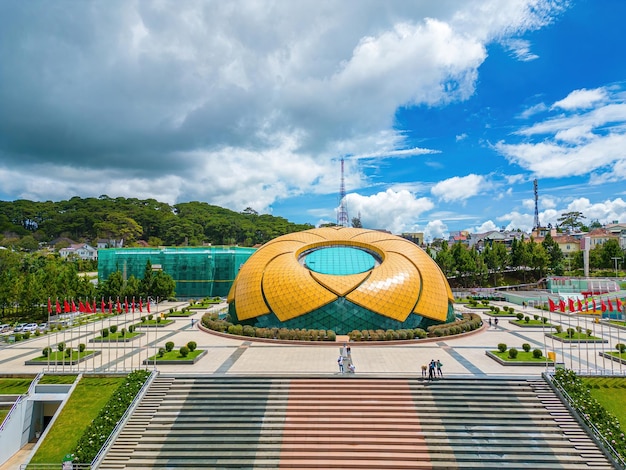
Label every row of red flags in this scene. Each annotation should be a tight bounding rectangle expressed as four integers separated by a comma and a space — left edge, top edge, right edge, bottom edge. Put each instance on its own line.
548, 296, 623, 313
47, 297, 151, 315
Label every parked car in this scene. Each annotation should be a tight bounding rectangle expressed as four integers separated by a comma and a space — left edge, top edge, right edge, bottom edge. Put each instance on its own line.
13, 323, 27, 332
22, 323, 39, 332
0, 324, 11, 333
38, 323, 49, 331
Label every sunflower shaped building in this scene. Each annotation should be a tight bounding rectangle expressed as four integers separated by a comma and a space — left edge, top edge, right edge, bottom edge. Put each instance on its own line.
227, 227, 455, 334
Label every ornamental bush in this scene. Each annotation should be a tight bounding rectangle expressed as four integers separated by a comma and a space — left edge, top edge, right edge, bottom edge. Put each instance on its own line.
158, 347, 165, 357
532, 348, 543, 359
555, 325, 563, 334
524, 316, 530, 323
533, 314, 539, 320
179, 346, 189, 357
516, 312, 524, 320
566, 327, 575, 338
165, 341, 175, 352
42, 347, 52, 357
79, 343, 86, 353
101, 328, 109, 338
522, 343, 531, 352
616, 343, 626, 354
57, 342, 65, 352
110, 325, 118, 334
508, 348, 518, 359
497, 343, 507, 353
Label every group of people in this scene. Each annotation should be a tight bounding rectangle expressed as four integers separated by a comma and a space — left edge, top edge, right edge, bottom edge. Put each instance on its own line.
487, 317, 499, 328
338, 344, 355, 374
421, 359, 443, 380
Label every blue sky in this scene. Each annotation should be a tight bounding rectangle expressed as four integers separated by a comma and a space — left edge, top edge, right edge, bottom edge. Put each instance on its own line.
1, 1, 626, 241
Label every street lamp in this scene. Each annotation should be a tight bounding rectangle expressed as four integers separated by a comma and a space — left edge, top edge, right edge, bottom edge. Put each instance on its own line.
611, 257, 621, 278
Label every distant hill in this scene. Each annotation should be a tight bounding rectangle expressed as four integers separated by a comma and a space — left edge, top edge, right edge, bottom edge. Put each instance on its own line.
0, 196, 314, 247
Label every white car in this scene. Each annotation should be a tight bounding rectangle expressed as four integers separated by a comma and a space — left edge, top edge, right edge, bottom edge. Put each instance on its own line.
22, 323, 39, 332
13, 323, 27, 332
0, 324, 10, 333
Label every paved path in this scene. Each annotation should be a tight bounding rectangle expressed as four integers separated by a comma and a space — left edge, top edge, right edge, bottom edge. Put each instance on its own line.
1, 301, 625, 378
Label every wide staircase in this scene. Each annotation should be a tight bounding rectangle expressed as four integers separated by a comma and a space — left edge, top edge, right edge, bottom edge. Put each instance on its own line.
98, 376, 614, 469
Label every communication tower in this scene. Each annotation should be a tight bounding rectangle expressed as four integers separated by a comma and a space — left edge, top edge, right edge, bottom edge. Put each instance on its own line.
337, 157, 349, 227
533, 179, 540, 230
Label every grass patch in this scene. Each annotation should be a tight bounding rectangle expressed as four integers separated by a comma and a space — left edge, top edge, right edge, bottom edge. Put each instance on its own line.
0, 377, 34, 394
166, 311, 194, 316
552, 332, 601, 341
490, 350, 551, 363
148, 350, 204, 361
609, 320, 626, 327
30, 376, 125, 464
0, 408, 9, 425
510, 319, 554, 327
29, 351, 94, 363
133, 319, 174, 327
92, 331, 142, 341
39, 375, 78, 384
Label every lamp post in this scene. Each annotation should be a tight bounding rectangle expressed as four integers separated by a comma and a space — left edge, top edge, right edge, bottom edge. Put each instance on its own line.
611, 257, 620, 278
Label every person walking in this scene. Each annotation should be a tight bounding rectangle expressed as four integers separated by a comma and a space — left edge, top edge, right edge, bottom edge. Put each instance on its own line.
488, 318, 492, 328
421, 364, 427, 378
337, 355, 344, 374
436, 359, 443, 378
428, 359, 435, 381
494, 317, 499, 327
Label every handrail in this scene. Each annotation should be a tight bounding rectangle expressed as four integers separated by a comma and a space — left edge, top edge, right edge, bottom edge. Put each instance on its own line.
545, 372, 626, 469
90, 369, 157, 469
0, 372, 42, 433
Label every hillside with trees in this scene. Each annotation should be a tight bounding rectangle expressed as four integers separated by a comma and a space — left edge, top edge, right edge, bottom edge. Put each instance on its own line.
0, 196, 314, 248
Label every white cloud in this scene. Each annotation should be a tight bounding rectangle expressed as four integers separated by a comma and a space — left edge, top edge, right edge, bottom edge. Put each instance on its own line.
431, 174, 485, 202
456, 133, 468, 141
501, 38, 538, 62
424, 220, 448, 242
519, 103, 548, 119
552, 87, 608, 110
472, 220, 499, 233
345, 189, 434, 234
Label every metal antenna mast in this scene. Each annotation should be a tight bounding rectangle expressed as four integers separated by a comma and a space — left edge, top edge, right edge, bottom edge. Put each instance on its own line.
533, 179, 540, 230
337, 157, 349, 227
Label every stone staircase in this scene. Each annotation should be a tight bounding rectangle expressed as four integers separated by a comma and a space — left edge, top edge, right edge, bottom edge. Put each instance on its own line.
98, 376, 615, 469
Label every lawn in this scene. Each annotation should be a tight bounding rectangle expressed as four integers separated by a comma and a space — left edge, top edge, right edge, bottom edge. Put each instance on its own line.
609, 320, 626, 327
0, 408, 9, 425
29, 351, 94, 362
147, 349, 204, 361
550, 332, 602, 341
510, 319, 554, 327
132, 319, 174, 327
490, 350, 552, 363
38, 375, 78, 384
0, 377, 34, 394
581, 377, 626, 434
92, 331, 142, 341
166, 310, 194, 317
30, 376, 125, 464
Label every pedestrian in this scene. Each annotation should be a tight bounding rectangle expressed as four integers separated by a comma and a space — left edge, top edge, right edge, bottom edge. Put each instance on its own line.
421, 364, 427, 378
428, 359, 435, 381
494, 317, 498, 327
338, 355, 344, 374
436, 359, 443, 378
190, 318, 195, 327
488, 318, 492, 327
348, 363, 356, 374
346, 345, 351, 356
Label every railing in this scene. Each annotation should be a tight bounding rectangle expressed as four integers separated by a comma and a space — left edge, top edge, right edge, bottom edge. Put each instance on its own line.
545, 372, 626, 470
0, 372, 42, 433
89, 369, 158, 469
20, 464, 91, 470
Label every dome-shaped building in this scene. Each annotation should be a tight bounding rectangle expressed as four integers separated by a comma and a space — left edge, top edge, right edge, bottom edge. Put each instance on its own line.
227, 227, 455, 334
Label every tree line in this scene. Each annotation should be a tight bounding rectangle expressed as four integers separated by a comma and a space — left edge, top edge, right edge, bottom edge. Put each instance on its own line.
0, 196, 314, 248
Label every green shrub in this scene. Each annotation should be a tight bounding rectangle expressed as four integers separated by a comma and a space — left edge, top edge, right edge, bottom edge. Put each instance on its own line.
101, 328, 109, 338
566, 327, 575, 338
148, 314, 153, 321
179, 346, 189, 357
156, 316, 162, 323
555, 325, 563, 334
187, 341, 197, 352
494, 307, 500, 313
42, 347, 52, 357
79, 343, 86, 353
533, 314, 539, 321
65, 347, 72, 358
533, 349, 543, 359
524, 316, 530, 323
586, 328, 592, 336
542, 317, 548, 323
14, 333, 22, 341
165, 341, 175, 352
616, 343, 626, 354
158, 347, 165, 357
508, 348, 518, 359
23, 332, 30, 339
57, 342, 66, 352
141, 316, 146, 323
110, 325, 118, 334
497, 343, 507, 353
522, 343, 531, 352
516, 312, 524, 320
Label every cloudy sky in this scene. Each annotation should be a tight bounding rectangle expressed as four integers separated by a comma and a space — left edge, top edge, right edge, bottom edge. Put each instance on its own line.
1, 0, 626, 241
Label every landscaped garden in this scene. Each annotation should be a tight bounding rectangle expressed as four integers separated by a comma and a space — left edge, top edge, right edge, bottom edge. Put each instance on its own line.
92, 325, 142, 342
0, 377, 34, 394
133, 315, 174, 327
509, 312, 554, 327
487, 342, 551, 364
546, 325, 605, 342
146, 341, 204, 363
28, 343, 95, 364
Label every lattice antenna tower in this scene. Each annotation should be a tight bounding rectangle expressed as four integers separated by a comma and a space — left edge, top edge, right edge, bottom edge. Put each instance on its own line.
533, 179, 540, 230
337, 157, 349, 227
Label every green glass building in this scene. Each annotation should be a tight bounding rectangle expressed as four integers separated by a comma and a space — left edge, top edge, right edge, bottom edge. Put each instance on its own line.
98, 247, 256, 299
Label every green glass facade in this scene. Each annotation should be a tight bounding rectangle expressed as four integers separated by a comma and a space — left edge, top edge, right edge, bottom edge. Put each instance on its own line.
98, 247, 256, 299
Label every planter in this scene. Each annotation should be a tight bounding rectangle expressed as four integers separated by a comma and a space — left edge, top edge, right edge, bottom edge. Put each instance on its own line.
25, 351, 101, 366
545, 333, 608, 344
486, 350, 554, 366
90, 333, 145, 343
509, 320, 554, 328
142, 349, 207, 365
599, 351, 626, 365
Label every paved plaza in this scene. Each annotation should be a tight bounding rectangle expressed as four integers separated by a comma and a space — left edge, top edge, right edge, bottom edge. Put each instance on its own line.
1, 301, 625, 378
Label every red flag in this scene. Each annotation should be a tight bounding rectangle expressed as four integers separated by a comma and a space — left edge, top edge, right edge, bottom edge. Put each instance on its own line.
608, 299, 614, 312
568, 298, 575, 312
92, 300, 97, 313
617, 298, 623, 311
577, 299, 583, 312
132, 297, 135, 313
559, 300, 566, 313
101, 298, 106, 313
124, 297, 129, 313
548, 298, 556, 312
48, 298, 52, 314
593, 298, 597, 311
56, 299, 61, 314
71, 300, 77, 313
585, 298, 589, 311
139, 298, 143, 313
64, 299, 70, 313
116, 298, 122, 313
78, 300, 85, 313
601, 300, 607, 312
147, 300, 151, 313
108, 298, 113, 314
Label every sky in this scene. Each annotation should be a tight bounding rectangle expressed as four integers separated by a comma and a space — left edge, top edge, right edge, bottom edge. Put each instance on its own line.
1, 0, 626, 242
